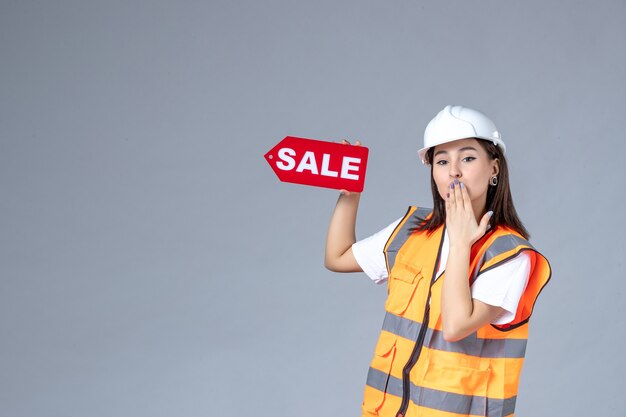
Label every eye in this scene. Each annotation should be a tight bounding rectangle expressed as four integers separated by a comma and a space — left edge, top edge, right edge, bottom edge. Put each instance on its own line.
462, 156, 476, 162
435, 160, 447, 165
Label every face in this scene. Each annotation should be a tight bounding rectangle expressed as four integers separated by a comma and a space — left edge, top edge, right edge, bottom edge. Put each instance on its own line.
431, 138, 499, 212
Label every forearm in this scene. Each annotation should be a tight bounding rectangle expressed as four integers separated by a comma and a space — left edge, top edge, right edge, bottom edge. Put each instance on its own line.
441, 180, 503, 341
324, 193, 360, 270
440, 243, 474, 340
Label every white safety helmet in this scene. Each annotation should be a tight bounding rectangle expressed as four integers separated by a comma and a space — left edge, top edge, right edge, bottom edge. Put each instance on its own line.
418, 105, 506, 164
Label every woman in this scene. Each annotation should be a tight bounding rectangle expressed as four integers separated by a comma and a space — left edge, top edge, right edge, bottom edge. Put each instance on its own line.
324, 105, 551, 417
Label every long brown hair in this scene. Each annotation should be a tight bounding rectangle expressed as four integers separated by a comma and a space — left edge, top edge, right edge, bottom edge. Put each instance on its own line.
412, 138, 530, 239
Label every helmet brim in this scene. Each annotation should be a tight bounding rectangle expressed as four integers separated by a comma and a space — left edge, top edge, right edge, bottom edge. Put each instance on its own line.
418, 136, 506, 165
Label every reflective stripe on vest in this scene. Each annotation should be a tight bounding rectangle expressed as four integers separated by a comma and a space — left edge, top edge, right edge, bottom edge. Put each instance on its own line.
367, 367, 517, 417
379, 311, 527, 358
361, 206, 551, 417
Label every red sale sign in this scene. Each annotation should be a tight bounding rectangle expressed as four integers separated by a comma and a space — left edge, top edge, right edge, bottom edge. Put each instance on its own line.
264, 136, 369, 192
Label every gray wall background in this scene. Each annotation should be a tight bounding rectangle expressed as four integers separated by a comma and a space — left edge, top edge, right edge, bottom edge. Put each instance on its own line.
2, 1, 625, 416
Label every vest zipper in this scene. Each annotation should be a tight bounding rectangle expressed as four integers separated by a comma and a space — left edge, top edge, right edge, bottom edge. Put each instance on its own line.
395, 228, 445, 417
396, 302, 431, 417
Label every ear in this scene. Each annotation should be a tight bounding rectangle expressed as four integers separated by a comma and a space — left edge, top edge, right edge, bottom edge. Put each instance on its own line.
491, 158, 500, 176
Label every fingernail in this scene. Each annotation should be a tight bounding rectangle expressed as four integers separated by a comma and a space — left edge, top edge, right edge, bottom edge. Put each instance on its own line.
487, 210, 493, 217
450, 183, 454, 189
446, 193, 450, 198
460, 182, 465, 189
454, 179, 459, 185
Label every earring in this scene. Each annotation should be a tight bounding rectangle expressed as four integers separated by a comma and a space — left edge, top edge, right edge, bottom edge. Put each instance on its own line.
490, 176, 498, 186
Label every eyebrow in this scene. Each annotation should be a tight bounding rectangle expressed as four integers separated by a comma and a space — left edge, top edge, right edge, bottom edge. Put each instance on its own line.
434, 146, 478, 157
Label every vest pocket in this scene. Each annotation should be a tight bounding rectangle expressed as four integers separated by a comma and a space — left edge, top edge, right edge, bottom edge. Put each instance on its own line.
385, 263, 423, 316
363, 334, 398, 414
418, 360, 491, 416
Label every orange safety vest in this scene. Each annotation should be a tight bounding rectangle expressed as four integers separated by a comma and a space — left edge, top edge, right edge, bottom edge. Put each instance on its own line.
361, 207, 551, 417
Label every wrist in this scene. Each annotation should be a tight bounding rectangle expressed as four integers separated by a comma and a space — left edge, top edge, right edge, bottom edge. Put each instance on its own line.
338, 192, 361, 201
448, 242, 471, 253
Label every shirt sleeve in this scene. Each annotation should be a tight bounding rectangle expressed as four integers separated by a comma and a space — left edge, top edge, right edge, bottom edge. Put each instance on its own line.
471, 252, 531, 325
351, 217, 403, 284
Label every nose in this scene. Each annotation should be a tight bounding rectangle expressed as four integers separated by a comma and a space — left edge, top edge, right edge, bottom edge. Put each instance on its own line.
448, 161, 462, 179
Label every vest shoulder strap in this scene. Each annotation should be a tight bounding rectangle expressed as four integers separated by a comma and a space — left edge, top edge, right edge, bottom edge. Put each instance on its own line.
383, 206, 432, 275
477, 232, 535, 275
